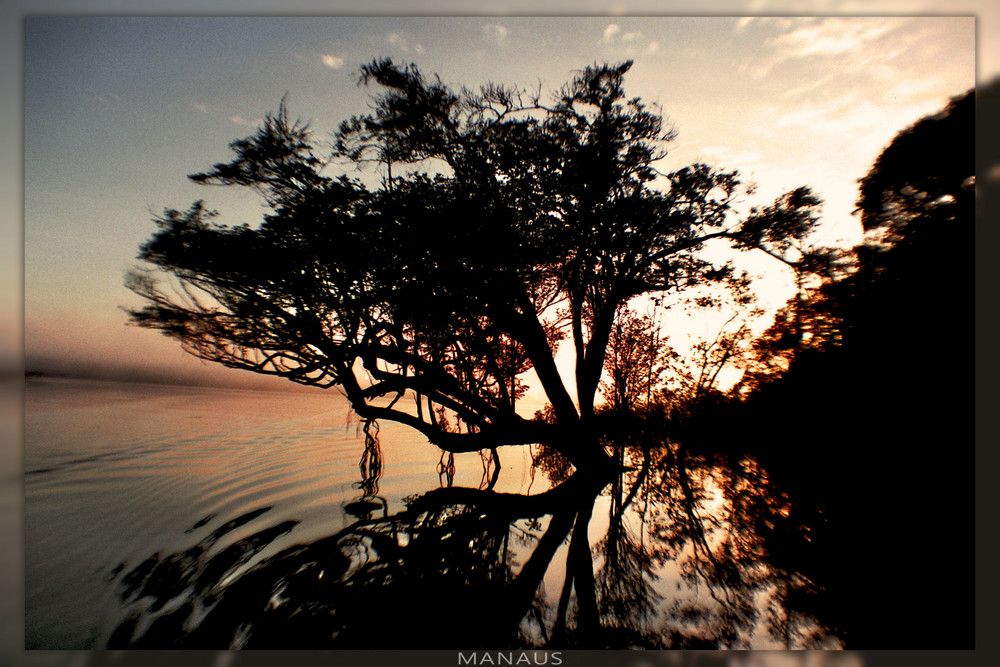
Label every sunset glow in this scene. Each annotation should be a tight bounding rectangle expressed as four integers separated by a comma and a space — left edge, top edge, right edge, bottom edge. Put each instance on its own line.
23, 15, 974, 390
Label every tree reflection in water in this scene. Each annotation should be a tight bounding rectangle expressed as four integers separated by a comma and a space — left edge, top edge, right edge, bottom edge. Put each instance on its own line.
343, 419, 386, 521
108, 437, 842, 649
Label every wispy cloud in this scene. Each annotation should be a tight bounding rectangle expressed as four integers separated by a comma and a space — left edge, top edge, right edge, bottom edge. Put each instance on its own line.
95, 91, 122, 107
320, 53, 345, 69
228, 115, 261, 128
598, 22, 660, 56
387, 32, 424, 55
190, 102, 210, 113
771, 18, 896, 58
741, 17, 902, 79
698, 145, 766, 171
734, 15, 796, 34
766, 93, 921, 147
781, 73, 837, 99
483, 23, 509, 46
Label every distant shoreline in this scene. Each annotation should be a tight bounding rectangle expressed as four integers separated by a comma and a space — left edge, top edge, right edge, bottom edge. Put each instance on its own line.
23, 368, 324, 395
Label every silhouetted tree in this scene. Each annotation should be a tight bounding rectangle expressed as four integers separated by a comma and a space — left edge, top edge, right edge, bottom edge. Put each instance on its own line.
127, 59, 829, 470
730, 284, 843, 398
600, 307, 665, 414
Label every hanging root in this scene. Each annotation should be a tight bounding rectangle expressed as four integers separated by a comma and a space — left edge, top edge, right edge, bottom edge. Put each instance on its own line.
479, 447, 502, 491
437, 450, 456, 487
358, 418, 384, 497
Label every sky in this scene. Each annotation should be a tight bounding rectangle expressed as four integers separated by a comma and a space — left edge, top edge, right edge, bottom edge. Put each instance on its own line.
17, 11, 978, 393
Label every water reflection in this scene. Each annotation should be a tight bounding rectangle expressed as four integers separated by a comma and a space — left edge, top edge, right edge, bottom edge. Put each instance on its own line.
107, 506, 299, 647
106, 435, 845, 649
344, 419, 386, 521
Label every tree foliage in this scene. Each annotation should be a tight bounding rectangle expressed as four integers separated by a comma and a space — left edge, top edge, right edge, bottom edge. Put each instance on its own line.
600, 307, 664, 414
676, 88, 975, 647
128, 59, 828, 468
741, 88, 974, 395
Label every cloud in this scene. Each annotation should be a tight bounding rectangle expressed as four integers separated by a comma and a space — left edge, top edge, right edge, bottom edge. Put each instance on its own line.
320, 53, 344, 69
387, 32, 424, 54
228, 115, 261, 128
94, 91, 122, 107
767, 94, 920, 146
483, 23, 509, 45
781, 73, 837, 99
742, 17, 902, 79
601, 24, 620, 43
771, 18, 896, 58
734, 15, 796, 34
698, 145, 766, 170
599, 22, 660, 56
190, 102, 210, 113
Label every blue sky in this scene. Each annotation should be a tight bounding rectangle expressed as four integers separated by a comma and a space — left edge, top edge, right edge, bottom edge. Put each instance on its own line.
18, 11, 978, 389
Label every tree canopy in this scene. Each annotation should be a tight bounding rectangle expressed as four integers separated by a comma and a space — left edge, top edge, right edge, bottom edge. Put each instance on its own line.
127, 59, 829, 469
673, 88, 975, 647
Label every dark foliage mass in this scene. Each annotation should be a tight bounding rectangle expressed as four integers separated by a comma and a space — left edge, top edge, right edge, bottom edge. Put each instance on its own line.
678, 89, 975, 648
127, 60, 828, 469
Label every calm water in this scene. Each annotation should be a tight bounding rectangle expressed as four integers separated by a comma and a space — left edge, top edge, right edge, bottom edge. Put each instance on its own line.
25, 377, 840, 649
